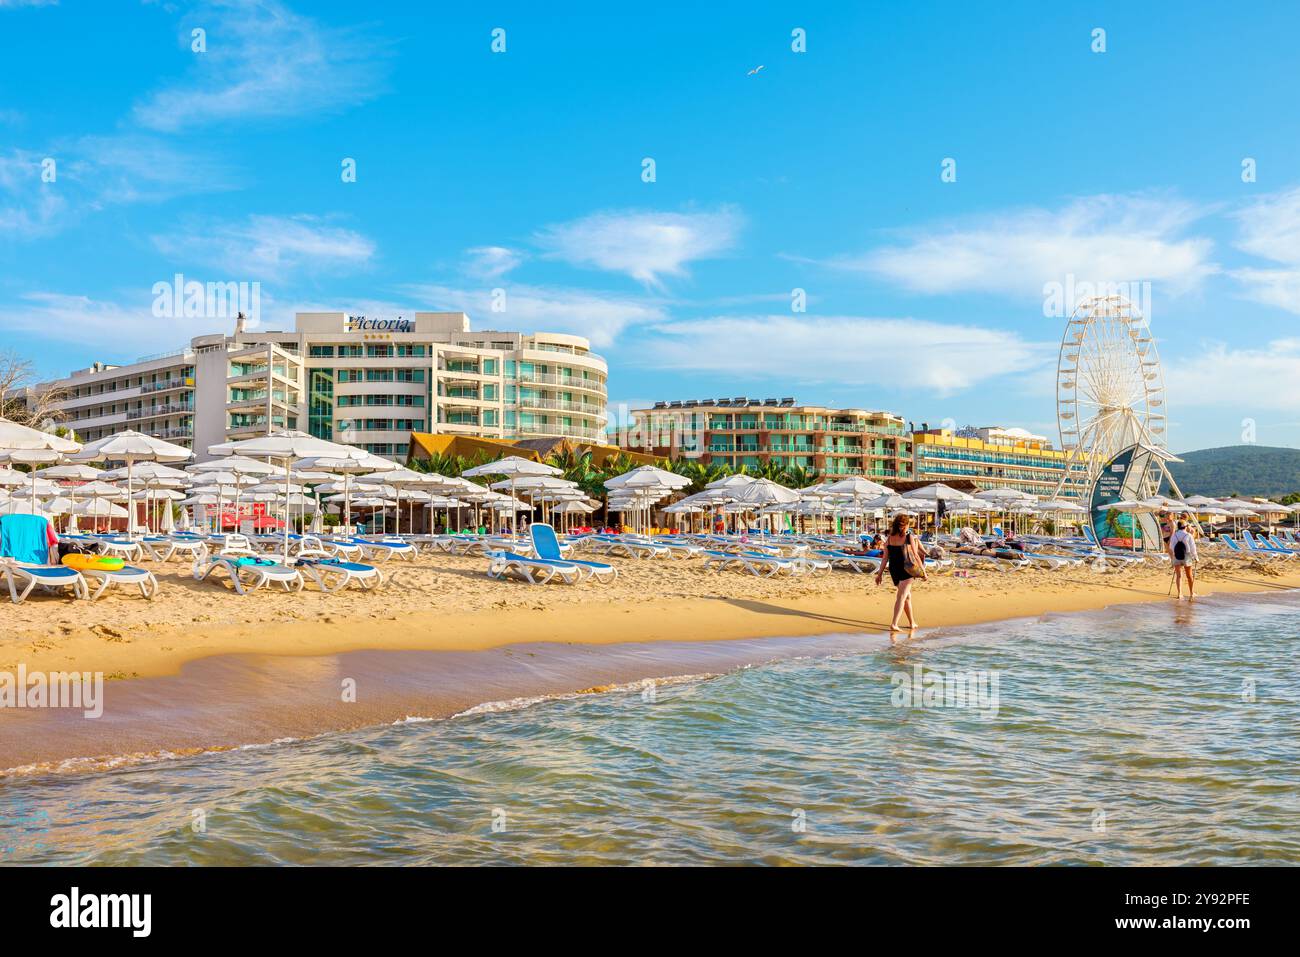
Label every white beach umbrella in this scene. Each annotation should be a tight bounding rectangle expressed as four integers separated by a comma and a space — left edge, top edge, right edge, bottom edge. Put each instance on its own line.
295, 452, 398, 533
704, 473, 756, 491
0, 419, 81, 515
605, 465, 690, 490
71, 430, 191, 537
37, 463, 103, 482
211, 431, 373, 562
463, 456, 561, 533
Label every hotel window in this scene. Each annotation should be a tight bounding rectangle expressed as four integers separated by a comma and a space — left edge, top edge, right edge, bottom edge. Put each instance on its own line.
395, 344, 425, 357
365, 369, 395, 382
505, 361, 516, 378
395, 368, 424, 382
337, 369, 363, 383
309, 345, 335, 357
366, 344, 393, 357
338, 345, 364, 357
482, 359, 497, 375
482, 410, 497, 426
482, 384, 497, 400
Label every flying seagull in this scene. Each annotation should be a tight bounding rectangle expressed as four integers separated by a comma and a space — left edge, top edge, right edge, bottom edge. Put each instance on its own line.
747, 65, 765, 76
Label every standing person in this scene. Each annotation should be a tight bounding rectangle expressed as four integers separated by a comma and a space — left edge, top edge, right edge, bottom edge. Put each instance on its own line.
1169, 520, 1198, 600
875, 513, 926, 632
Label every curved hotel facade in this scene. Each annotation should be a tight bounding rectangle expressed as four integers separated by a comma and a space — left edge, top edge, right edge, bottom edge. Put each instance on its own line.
19, 311, 608, 461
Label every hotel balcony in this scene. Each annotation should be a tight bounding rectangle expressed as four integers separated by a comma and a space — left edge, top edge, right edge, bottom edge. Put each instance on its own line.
514, 371, 606, 395
126, 402, 194, 421
139, 378, 192, 395
516, 396, 605, 417
516, 423, 605, 442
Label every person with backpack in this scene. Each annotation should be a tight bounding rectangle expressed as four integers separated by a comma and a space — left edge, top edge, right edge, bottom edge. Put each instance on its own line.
875, 513, 926, 632
1168, 520, 1198, 600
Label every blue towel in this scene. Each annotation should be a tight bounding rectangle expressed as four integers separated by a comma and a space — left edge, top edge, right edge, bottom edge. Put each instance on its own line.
0, 513, 52, 565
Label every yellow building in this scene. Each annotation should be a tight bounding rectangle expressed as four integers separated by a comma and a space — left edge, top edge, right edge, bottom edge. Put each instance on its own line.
912, 426, 1089, 498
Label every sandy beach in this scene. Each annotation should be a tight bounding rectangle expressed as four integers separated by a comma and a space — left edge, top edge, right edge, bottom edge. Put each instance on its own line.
2, 551, 1297, 773
4, 551, 1297, 681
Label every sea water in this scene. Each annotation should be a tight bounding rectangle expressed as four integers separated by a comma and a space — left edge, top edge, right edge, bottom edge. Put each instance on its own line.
2, 594, 1297, 865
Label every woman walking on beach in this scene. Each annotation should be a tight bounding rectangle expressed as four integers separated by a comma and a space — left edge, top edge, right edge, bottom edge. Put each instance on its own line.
1168, 520, 1198, 600
875, 513, 926, 632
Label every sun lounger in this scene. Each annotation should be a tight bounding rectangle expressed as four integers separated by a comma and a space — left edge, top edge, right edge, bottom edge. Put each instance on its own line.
485, 550, 583, 584
295, 557, 384, 592
812, 549, 880, 573
1, 560, 89, 603
193, 554, 305, 594
355, 538, 418, 563
1219, 534, 1284, 562
530, 523, 617, 583
143, 536, 209, 563
1242, 530, 1296, 559
79, 564, 159, 600
587, 535, 669, 559
94, 537, 145, 563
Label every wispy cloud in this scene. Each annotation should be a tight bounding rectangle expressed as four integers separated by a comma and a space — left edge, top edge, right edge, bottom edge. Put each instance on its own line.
0, 151, 66, 236
536, 206, 743, 286
404, 282, 666, 348
832, 194, 1215, 298
0, 292, 188, 356
133, 0, 388, 131
0, 136, 235, 238
1165, 338, 1300, 413
152, 214, 376, 281
462, 245, 524, 280
633, 315, 1052, 395
0, 0, 58, 8
1230, 185, 1300, 314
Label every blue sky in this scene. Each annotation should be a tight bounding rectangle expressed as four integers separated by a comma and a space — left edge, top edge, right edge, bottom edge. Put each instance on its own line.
2, 0, 1298, 453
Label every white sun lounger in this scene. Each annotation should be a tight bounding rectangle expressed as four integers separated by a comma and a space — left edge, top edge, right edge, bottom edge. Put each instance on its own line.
143, 536, 209, 563
812, 549, 880, 573
295, 557, 384, 592
193, 554, 305, 594
485, 550, 583, 585
530, 523, 617, 583
95, 537, 145, 563
355, 538, 418, 563
80, 564, 159, 601
2, 560, 89, 603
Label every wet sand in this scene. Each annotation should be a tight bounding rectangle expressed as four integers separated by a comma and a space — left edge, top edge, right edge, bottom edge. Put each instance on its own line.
1, 550, 1296, 774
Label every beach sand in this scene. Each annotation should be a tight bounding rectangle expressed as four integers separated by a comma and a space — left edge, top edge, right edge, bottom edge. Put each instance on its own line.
2, 551, 1296, 772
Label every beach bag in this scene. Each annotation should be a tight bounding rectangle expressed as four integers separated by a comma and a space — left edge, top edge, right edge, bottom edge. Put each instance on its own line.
903, 533, 928, 580
1173, 538, 1187, 561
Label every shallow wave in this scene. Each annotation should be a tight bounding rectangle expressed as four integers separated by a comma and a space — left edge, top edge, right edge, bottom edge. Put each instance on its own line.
2, 592, 1298, 865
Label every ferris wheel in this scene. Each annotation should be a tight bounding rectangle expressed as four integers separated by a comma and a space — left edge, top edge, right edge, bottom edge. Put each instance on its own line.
1052, 295, 1171, 499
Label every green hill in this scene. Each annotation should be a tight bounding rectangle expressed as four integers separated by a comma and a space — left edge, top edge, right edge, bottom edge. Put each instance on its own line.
1164, 445, 1300, 499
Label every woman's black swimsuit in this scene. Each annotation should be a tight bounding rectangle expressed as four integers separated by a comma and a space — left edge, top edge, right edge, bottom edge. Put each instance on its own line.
887, 533, 914, 586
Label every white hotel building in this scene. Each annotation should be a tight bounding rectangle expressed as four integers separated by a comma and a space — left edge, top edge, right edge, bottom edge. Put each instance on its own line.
19, 311, 609, 461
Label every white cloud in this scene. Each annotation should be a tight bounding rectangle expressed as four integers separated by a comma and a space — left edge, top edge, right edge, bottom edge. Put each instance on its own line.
1230, 186, 1300, 313
133, 0, 387, 131
0, 1, 57, 8
633, 314, 1052, 395
536, 207, 742, 286
0, 152, 66, 236
1165, 339, 1300, 412
404, 283, 666, 348
0, 137, 234, 238
153, 214, 375, 281
0, 292, 189, 355
462, 245, 523, 280
839, 194, 1214, 298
